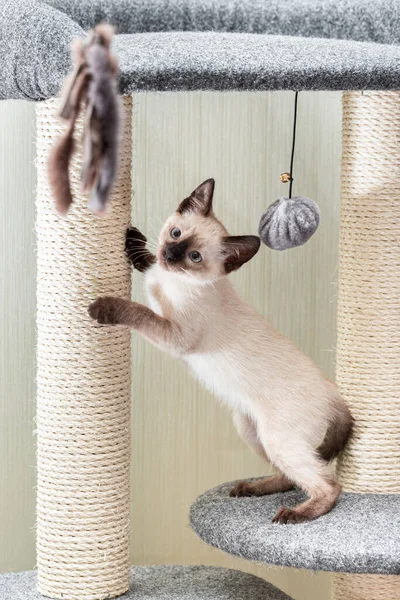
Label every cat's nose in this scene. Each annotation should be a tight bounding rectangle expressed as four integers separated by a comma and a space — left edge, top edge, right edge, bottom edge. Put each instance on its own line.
164, 240, 189, 262
164, 247, 178, 261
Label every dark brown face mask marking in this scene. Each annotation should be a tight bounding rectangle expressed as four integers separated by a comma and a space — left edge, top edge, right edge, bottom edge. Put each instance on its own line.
162, 235, 197, 264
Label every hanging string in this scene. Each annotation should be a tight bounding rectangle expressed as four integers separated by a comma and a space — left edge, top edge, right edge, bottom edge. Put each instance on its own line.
288, 91, 299, 199
259, 89, 320, 251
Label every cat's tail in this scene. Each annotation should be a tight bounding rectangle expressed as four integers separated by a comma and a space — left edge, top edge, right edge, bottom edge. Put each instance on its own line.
318, 400, 354, 462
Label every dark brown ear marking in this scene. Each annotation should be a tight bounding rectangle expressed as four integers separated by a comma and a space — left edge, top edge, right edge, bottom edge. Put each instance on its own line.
177, 178, 215, 216
223, 235, 260, 273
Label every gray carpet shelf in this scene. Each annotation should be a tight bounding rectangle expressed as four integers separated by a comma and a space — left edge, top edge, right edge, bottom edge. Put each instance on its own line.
113, 32, 400, 94
0, 567, 293, 600
2, 0, 400, 100
190, 480, 400, 575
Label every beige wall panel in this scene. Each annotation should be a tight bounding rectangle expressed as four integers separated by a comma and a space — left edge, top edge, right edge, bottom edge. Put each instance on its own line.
0, 100, 36, 571
0, 92, 341, 600
130, 91, 341, 600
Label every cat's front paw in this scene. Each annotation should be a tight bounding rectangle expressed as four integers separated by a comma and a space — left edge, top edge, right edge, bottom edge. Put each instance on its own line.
125, 227, 146, 258
88, 296, 126, 325
125, 227, 156, 273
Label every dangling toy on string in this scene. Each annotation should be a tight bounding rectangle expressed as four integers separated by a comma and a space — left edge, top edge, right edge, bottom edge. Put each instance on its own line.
258, 92, 320, 251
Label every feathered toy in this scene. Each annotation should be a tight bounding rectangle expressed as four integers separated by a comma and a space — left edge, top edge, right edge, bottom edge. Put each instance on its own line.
48, 24, 120, 215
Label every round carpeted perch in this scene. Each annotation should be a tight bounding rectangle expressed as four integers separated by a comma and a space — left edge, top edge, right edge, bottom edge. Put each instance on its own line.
36, 97, 133, 599
190, 482, 400, 574
3, 0, 400, 99
0, 567, 293, 600
332, 90, 400, 598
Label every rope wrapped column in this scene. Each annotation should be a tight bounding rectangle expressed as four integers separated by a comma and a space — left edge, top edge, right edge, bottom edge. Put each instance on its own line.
36, 97, 132, 600
333, 92, 400, 598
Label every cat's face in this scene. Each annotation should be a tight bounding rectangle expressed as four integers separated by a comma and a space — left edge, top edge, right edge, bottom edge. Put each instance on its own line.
157, 179, 260, 284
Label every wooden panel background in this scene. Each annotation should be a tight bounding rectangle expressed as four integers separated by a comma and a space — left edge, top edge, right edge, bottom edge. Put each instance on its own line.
0, 92, 342, 600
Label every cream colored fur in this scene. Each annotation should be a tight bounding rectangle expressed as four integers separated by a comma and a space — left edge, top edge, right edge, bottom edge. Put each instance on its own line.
89, 180, 349, 522
145, 262, 342, 498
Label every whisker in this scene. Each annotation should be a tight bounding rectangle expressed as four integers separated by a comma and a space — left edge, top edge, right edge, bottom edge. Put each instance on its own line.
128, 250, 156, 259
127, 236, 154, 245
142, 236, 159, 250
147, 222, 160, 245
154, 215, 164, 227
127, 236, 158, 251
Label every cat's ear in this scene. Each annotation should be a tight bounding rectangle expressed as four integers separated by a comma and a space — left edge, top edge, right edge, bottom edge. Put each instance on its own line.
222, 235, 260, 273
177, 178, 215, 216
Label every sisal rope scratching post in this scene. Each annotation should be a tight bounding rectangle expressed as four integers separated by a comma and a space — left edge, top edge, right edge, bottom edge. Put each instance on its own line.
36, 97, 132, 600
333, 91, 400, 598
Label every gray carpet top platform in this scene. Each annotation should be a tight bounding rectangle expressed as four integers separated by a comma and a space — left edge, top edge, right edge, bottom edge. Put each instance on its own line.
2, 0, 400, 100
190, 479, 400, 575
0, 566, 293, 600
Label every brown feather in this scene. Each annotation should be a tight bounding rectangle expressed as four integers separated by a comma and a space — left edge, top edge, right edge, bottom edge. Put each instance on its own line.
48, 123, 75, 215
48, 67, 90, 213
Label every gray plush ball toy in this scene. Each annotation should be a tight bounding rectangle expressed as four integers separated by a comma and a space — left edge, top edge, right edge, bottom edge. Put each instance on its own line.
258, 195, 320, 251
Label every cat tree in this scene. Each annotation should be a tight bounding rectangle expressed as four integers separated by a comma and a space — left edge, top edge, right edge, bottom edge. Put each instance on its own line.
1, 1, 399, 599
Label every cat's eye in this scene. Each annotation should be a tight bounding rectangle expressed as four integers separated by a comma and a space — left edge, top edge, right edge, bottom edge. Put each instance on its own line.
189, 251, 202, 263
171, 227, 181, 239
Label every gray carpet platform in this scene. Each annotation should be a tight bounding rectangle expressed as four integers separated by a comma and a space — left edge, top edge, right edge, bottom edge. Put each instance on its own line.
0, 566, 293, 600
2, 0, 400, 100
190, 479, 400, 575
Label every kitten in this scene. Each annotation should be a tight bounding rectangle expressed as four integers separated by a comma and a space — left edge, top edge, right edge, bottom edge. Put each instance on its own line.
89, 178, 353, 524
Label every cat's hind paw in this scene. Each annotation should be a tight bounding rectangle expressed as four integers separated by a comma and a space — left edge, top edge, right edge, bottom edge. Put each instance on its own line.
229, 481, 255, 497
272, 507, 309, 524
